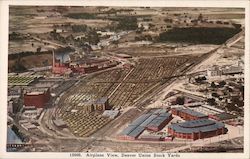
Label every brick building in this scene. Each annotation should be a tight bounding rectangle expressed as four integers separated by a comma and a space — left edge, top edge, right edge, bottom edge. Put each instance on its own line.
168, 119, 228, 140
24, 88, 50, 108
171, 107, 208, 120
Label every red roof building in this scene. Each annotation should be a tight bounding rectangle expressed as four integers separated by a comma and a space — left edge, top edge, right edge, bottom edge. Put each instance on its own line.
168, 119, 227, 140
24, 88, 50, 108
171, 108, 208, 121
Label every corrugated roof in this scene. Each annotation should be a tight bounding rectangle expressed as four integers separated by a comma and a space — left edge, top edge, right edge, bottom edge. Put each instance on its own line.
169, 119, 225, 134
140, 114, 158, 127
120, 110, 172, 138
128, 126, 145, 138
181, 119, 215, 128
120, 125, 138, 135
130, 114, 151, 126
147, 114, 170, 127
159, 112, 171, 117
214, 112, 237, 120
150, 109, 167, 115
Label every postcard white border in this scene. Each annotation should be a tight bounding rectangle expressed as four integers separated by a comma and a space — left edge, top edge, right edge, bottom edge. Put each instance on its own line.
0, 0, 249, 159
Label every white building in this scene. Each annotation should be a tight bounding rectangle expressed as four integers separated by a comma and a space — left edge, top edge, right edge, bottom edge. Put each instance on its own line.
207, 66, 223, 77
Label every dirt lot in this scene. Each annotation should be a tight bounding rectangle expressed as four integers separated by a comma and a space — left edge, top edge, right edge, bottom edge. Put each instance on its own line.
87, 139, 186, 152
8, 53, 52, 70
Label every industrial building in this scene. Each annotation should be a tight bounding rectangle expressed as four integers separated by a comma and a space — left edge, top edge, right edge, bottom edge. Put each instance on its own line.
207, 66, 222, 77
22, 108, 43, 119
117, 109, 172, 140
171, 107, 208, 120
52, 50, 119, 75
207, 65, 243, 77
93, 97, 110, 111
209, 112, 237, 122
78, 97, 110, 113
168, 119, 228, 140
146, 112, 173, 131
24, 88, 51, 108
222, 66, 243, 75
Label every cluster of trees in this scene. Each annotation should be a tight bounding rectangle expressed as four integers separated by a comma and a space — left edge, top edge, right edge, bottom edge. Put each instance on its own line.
116, 16, 138, 31
51, 23, 100, 45
195, 76, 206, 83
210, 81, 226, 88
9, 50, 52, 60
176, 96, 185, 105
71, 25, 88, 33
134, 35, 153, 41
84, 30, 100, 45
50, 30, 67, 43
207, 98, 216, 105
164, 18, 173, 23
158, 27, 242, 44
10, 59, 27, 72
9, 32, 26, 41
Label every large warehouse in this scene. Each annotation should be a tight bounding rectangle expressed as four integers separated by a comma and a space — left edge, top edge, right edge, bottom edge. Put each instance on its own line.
24, 88, 51, 108
171, 107, 208, 120
117, 109, 172, 140
168, 119, 228, 140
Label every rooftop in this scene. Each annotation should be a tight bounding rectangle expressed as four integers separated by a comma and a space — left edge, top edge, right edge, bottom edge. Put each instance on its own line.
169, 119, 225, 133
25, 87, 49, 95
174, 108, 207, 118
8, 75, 41, 86
214, 112, 237, 121
95, 97, 108, 104
119, 109, 172, 137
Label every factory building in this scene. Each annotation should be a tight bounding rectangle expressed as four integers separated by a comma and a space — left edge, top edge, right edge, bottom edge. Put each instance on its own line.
209, 112, 237, 122
207, 64, 243, 77
207, 67, 223, 77
146, 112, 172, 131
52, 59, 69, 74
222, 66, 243, 75
168, 119, 228, 140
52, 50, 119, 75
171, 107, 208, 121
118, 125, 145, 140
93, 97, 110, 111
117, 109, 172, 140
24, 88, 50, 108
